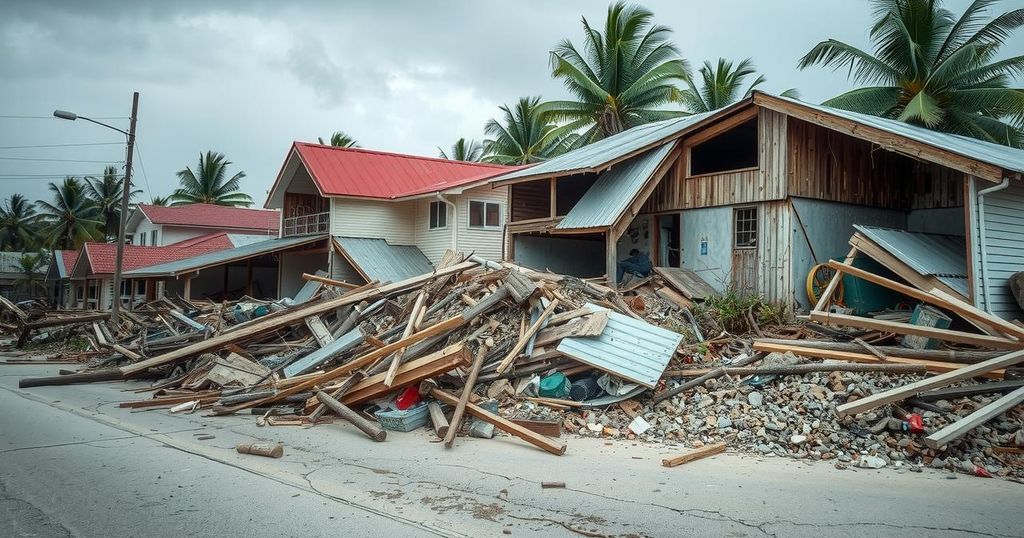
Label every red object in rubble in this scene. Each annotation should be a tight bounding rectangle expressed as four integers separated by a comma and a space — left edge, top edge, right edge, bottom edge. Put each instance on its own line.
904, 414, 924, 434
395, 386, 422, 410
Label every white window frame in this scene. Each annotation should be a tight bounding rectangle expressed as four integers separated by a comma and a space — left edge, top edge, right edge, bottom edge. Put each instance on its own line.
138, 233, 146, 246
733, 206, 758, 250
428, 201, 448, 230
150, 229, 158, 246
468, 200, 502, 230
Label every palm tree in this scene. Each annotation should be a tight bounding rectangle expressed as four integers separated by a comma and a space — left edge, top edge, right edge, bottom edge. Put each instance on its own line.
84, 165, 141, 240
149, 195, 171, 206
318, 131, 359, 148
15, 252, 47, 297
483, 97, 579, 165
170, 151, 254, 207
35, 177, 102, 250
0, 194, 39, 251
798, 0, 1024, 147
546, 1, 692, 142
681, 58, 801, 113
438, 138, 484, 162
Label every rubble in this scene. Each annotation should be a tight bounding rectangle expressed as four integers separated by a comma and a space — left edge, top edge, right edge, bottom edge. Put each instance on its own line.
3, 249, 1024, 481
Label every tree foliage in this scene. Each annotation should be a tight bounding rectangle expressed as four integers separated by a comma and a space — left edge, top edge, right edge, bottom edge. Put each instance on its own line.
170, 151, 254, 207
483, 97, 578, 165
35, 177, 102, 250
438, 138, 484, 162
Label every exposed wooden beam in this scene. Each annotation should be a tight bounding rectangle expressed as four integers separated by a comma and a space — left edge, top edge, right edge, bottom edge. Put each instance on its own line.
808, 311, 1021, 349
924, 386, 1024, 449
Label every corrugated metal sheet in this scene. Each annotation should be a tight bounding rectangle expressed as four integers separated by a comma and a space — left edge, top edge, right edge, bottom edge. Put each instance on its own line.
769, 93, 1024, 174
494, 109, 720, 183
283, 327, 364, 378
556, 142, 676, 230
556, 303, 683, 388
976, 182, 1024, 320
294, 143, 517, 199
124, 235, 324, 277
333, 236, 433, 284
853, 225, 969, 296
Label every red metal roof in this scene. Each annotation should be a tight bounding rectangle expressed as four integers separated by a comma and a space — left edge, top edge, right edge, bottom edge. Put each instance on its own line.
79, 233, 234, 275
138, 203, 279, 232
292, 142, 522, 199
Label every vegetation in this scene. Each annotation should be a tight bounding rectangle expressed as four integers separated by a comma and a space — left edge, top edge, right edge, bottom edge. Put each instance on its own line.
319, 131, 359, 148
682, 58, 799, 113
544, 1, 692, 142
483, 97, 578, 165
15, 252, 48, 295
35, 177, 103, 250
170, 151, 254, 207
438, 138, 484, 162
84, 165, 141, 240
0, 194, 38, 251
799, 0, 1024, 147
694, 288, 787, 333
149, 195, 171, 206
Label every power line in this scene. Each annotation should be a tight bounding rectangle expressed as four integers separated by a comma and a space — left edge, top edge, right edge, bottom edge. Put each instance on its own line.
0, 142, 125, 150
0, 115, 130, 119
0, 173, 125, 178
0, 156, 124, 163
133, 143, 154, 198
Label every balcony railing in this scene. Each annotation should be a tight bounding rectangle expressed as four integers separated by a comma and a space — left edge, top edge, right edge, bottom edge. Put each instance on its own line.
283, 211, 330, 237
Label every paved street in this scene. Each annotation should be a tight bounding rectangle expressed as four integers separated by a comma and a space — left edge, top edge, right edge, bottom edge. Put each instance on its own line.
1, 361, 1021, 537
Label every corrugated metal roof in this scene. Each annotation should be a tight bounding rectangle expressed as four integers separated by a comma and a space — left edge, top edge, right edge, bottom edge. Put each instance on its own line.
768, 93, 1024, 175
493, 109, 722, 183
333, 236, 434, 284
556, 142, 676, 230
853, 225, 969, 296
293, 143, 519, 199
283, 327, 364, 378
556, 303, 682, 388
124, 235, 324, 277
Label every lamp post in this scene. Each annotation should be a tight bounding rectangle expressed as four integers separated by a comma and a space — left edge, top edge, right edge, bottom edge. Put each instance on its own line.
54, 91, 139, 323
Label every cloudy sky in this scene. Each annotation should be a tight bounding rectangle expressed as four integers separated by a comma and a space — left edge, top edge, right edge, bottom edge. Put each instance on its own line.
1, 0, 1019, 207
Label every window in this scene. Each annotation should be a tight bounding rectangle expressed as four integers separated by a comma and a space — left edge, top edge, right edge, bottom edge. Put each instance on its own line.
734, 207, 758, 249
429, 201, 447, 229
150, 230, 158, 246
138, 233, 146, 246
136, 281, 146, 295
689, 118, 758, 176
75, 286, 84, 300
469, 201, 501, 228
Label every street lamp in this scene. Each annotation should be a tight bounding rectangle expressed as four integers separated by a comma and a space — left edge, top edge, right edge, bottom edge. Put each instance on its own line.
53, 92, 140, 323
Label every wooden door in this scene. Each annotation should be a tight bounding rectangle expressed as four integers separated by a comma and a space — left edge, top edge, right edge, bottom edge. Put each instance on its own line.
731, 207, 758, 294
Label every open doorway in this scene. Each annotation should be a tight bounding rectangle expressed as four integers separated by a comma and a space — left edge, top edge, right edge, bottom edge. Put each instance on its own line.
656, 213, 680, 267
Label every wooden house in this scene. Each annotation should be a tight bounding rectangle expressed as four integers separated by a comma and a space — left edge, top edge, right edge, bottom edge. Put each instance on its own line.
491, 92, 1024, 319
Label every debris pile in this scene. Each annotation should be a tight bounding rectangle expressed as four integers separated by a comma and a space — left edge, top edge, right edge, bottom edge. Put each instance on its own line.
4, 248, 1023, 479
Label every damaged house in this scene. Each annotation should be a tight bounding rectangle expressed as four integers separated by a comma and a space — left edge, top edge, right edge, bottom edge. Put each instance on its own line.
263, 143, 517, 297
492, 91, 1024, 319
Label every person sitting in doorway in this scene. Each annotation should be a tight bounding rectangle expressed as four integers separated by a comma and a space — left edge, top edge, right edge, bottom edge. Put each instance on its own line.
617, 249, 653, 282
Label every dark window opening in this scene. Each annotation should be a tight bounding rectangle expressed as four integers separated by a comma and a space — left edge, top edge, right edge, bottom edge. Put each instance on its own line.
734, 207, 758, 249
510, 181, 551, 221
690, 118, 758, 176
469, 201, 501, 228
555, 174, 596, 216
429, 201, 447, 229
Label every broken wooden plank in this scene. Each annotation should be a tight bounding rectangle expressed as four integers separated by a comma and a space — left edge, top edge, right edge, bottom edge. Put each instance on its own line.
495, 299, 559, 374
753, 338, 1000, 363
533, 311, 608, 348
915, 380, 1024, 401
427, 401, 449, 439
924, 386, 1024, 449
315, 390, 387, 442
305, 316, 335, 347
653, 267, 717, 300
302, 272, 360, 289
662, 442, 726, 467
836, 349, 1024, 417
751, 342, 1004, 378
808, 311, 1022, 350
444, 341, 490, 449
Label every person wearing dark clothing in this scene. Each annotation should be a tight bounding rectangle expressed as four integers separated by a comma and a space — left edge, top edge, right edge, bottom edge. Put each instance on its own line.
617, 249, 653, 282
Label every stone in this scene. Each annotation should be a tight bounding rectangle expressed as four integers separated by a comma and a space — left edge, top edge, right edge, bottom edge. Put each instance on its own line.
717, 417, 733, 429
857, 455, 887, 469
747, 391, 763, 408
791, 434, 807, 445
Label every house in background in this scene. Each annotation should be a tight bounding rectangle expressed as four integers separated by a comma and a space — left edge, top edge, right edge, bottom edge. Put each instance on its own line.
45, 250, 79, 308
0, 251, 47, 304
264, 142, 518, 298
491, 91, 1024, 319
126, 203, 279, 246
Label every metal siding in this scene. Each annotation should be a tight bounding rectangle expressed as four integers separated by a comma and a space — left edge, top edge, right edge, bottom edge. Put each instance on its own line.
556, 143, 675, 230
556, 303, 683, 388
334, 236, 433, 284
332, 197, 415, 244
979, 182, 1024, 319
457, 185, 506, 262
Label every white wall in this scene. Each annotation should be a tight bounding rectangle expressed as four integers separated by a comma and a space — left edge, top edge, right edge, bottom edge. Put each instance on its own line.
331, 198, 415, 244
455, 185, 506, 263
412, 199, 453, 264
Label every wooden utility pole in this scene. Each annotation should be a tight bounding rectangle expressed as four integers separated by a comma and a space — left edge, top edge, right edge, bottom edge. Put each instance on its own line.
110, 91, 140, 323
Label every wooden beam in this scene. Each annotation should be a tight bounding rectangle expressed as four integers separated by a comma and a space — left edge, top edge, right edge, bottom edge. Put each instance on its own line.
662, 442, 727, 467
384, 291, 427, 387
814, 247, 857, 312
836, 349, 1024, 417
444, 342, 490, 448
827, 260, 1023, 340
808, 311, 1021, 350
495, 299, 559, 373
753, 93, 1005, 183
753, 338, 1001, 363
924, 386, 1024, 449
682, 107, 758, 148
848, 234, 963, 300
428, 386, 566, 456
304, 316, 334, 347
302, 272, 360, 289
751, 342, 1003, 377
427, 401, 449, 439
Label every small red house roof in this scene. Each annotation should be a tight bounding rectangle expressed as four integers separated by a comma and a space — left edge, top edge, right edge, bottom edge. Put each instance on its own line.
290, 142, 521, 200
137, 203, 279, 232
77, 233, 234, 276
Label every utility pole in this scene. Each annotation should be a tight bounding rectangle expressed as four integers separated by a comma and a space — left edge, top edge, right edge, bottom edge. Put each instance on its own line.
110, 91, 139, 323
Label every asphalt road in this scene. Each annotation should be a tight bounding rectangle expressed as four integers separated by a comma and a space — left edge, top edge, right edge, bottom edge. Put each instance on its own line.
1, 361, 1022, 537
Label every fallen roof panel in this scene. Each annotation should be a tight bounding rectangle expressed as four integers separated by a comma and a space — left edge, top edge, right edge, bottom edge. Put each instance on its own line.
333, 236, 434, 284
853, 225, 969, 296
556, 142, 676, 231
123, 235, 325, 277
556, 303, 682, 388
